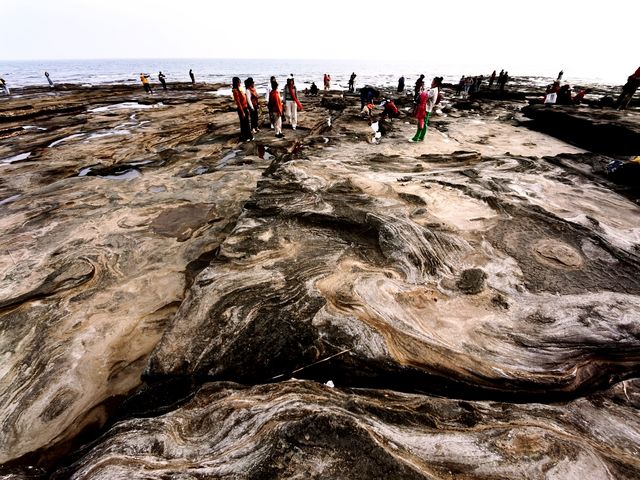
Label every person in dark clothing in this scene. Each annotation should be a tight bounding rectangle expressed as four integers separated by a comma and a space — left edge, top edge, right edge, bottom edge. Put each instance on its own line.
348, 72, 356, 92
158, 71, 167, 90
244, 77, 261, 134
414, 74, 425, 100
489, 70, 496, 88
615, 67, 640, 110
557, 84, 573, 105
189, 69, 195, 84
499, 71, 509, 93
360, 85, 379, 109
397, 76, 405, 93
309, 82, 319, 96
232, 76, 252, 141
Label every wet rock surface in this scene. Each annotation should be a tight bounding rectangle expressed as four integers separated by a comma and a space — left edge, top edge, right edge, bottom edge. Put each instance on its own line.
1, 80, 639, 479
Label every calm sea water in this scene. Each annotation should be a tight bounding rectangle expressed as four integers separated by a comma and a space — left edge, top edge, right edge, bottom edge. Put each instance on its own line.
0, 58, 618, 90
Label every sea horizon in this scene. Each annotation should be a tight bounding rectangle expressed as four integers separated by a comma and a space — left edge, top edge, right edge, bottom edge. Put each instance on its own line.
0, 58, 624, 89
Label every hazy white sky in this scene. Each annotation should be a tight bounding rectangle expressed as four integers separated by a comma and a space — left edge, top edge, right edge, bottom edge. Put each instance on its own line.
1, 0, 638, 79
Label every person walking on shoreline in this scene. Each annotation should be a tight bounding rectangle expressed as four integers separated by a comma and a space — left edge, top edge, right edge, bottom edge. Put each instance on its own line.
324, 73, 331, 90
0, 78, 9, 95
269, 79, 285, 138
45, 71, 54, 88
245, 77, 261, 134
158, 71, 167, 90
232, 76, 252, 141
283, 78, 303, 130
189, 69, 195, 84
411, 76, 442, 142
397, 76, 405, 93
140, 73, 153, 93
348, 72, 356, 93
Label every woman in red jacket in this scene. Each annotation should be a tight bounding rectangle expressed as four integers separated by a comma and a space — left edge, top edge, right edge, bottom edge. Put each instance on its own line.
232, 76, 252, 141
268, 79, 285, 138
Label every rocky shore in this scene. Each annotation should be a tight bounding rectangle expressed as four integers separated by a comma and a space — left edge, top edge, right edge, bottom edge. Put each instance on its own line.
1, 79, 639, 479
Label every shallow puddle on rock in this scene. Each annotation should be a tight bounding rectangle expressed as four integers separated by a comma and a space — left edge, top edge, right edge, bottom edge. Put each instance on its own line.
1, 152, 31, 164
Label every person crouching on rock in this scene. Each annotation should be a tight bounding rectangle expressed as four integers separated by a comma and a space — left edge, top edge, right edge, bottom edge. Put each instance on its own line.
232, 76, 253, 141
380, 98, 399, 121
283, 78, 303, 130
411, 76, 442, 142
140, 73, 153, 94
245, 77, 261, 134
269, 80, 285, 138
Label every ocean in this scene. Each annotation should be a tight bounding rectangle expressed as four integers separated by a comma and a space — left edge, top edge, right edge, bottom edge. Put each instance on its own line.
0, 59, 620, 91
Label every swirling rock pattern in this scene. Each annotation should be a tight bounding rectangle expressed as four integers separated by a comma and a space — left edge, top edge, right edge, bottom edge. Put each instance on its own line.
1, 80, 639, 478
58, 380, 640, 479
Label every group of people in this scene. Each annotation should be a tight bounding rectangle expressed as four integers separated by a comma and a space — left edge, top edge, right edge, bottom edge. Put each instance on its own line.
232, 75, 304, 141
139, 69, 196, 93
543, 80, 590, 105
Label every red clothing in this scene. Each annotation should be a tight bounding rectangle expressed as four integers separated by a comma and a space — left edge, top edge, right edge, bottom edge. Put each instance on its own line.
269, 89, 283, 115
385, 101, 399, 115
232, 88, 248, 110
415, 91, 428, 120
288, 83, 303, 111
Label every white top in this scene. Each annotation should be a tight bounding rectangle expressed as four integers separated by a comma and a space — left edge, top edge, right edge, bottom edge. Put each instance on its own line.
426, 87, 438, 113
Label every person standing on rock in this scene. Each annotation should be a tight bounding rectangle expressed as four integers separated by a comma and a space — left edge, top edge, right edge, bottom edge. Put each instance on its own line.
158, 71, 167, 90
414, 74, 425, 101
489, 70, 496, 88
500, 71, 509, 93
397, 76, 405, 93
244, 77, 261, 134
615, 66, 640, 110
232, 77, 252, 141
557, 70, 564, 81
283, 77, 303, 130
44, 71, 54, 88
189, 69, 195, 84
0, 78, 9, 95
411, 76, 442, 142
268, 79, 285, 138
324, 73, 331, 90
348, 72, 356, 92
266, 76, 277, 128
140, 73, 153, 93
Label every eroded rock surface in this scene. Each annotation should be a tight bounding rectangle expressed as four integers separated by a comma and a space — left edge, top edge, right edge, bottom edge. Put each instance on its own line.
1, 80, 639, 478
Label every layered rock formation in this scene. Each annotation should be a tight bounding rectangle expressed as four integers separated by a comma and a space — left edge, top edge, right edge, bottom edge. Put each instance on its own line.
1, 80, 639, 479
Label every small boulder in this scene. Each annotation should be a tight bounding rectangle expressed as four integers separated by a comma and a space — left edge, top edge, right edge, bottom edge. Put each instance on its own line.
456, 268, 487, 294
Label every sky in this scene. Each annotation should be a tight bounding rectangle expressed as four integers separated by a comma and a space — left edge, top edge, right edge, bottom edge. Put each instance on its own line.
1, 0, 638, 80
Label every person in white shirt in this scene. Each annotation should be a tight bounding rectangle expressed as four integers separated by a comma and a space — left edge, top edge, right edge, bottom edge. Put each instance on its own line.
411, 76, 442, 142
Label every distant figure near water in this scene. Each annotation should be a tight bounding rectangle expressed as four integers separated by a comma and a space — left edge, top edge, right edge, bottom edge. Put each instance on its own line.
189, 69, 195, 84
232, 76, 252, 142
397, 76, 405, 93
0, 78, 9, 95
615, 66, 640, 110
489, 70, 496, 88
414, 74, 425, 100
309, 82, 319, 96
140, 73, 153, 93
557, 70, 564, 81
323, 73, 331, 90
158, 71, 167, 90
45, 71, 54, 88
348, 72, 356, 92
